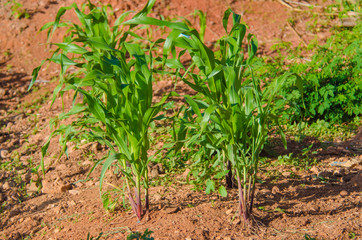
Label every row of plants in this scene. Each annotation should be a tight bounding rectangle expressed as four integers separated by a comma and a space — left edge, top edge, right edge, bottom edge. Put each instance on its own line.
30, 0, 360, 226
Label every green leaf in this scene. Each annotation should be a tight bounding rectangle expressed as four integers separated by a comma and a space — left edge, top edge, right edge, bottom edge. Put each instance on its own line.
184, 95, 201, 117
205, 179, 215, 194
29, 60, 45, 90
54, 43, 88, 54
99, 153, 121, 191
218, 186, 227, 197
123, 16, 189, 31
214, 170, 229, 179
81, 90, 107, 124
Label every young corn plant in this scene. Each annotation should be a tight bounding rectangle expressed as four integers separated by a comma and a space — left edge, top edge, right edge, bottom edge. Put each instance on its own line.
30, 0, 167, 220
127, 9, 302, 224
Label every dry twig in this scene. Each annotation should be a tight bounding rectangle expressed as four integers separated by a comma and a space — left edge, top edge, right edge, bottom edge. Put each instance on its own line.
287, 22, 308, 47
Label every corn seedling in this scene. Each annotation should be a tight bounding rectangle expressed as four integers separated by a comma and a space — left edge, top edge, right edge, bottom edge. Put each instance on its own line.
30, 0, 169, 220
126, 9, 302, 224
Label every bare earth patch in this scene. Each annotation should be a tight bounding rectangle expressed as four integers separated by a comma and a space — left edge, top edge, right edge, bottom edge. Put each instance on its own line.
0, 0, 360, 239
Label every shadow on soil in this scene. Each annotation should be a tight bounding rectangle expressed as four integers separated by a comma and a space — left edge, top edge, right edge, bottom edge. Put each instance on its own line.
257, 172, 361, 226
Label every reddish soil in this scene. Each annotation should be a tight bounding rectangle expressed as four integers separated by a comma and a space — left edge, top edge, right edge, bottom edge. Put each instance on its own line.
0, 0, 361, 240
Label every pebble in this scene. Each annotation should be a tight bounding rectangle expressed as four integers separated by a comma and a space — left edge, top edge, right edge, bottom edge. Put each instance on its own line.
309, 166, 319, 174
69, 190, 80, 195
67, 200, 76, 207
0, 149, 9, 158
272, 186, 280, 194
259, 188, 272, 197
3, 180, 16, 190
282, 171, 291, 178
225, 209, 233, 215
42, 180, 72, 194
163, 207, 179, 214
85, 181, 94, 187
340, 190, 349, 197
60, 184, 72, 192
26, 182, 38, 195
82, 160, 93, 166
232, 218, 241, 225
330, 158, 360, 168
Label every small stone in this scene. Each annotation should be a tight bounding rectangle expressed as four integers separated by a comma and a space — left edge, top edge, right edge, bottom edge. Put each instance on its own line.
60, 184, 72, 192
82, 160, 93, 166
272, 186, 280, 194
232, 218, 241, 225
225, 209, 233, 215
85, 181, 94, 187
340, 190, 349, 197
341, 160, 357, 168
26, 182, 38, 195
259, 188, 272, 197
74, 182, 84, 188
2, 182, 9, 190
3, 180, 16, 190
67, 200, 76, 207
0, 149, 9, 158
69, 190, 80, 195
42, 180, 71, 194
282, 171, 291, 178
164, 207, 179, 214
